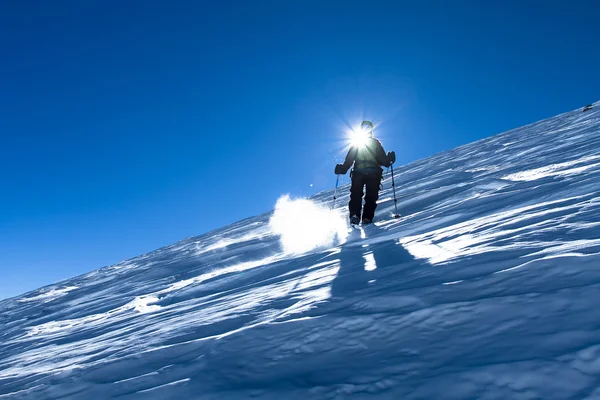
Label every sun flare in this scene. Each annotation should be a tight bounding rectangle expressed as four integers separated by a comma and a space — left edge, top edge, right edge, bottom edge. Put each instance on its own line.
348, 127, 372, 148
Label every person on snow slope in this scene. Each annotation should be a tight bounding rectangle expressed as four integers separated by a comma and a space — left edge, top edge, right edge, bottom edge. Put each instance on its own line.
335, 120, 396, 225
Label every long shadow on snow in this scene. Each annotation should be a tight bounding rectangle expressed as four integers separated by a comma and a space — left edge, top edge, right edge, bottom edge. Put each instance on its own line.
327, 224, 437, 316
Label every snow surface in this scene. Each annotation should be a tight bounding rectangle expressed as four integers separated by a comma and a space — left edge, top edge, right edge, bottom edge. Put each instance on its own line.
1, 102, 600, 399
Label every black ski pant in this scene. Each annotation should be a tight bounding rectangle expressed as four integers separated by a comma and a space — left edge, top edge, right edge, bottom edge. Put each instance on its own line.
348, 169, 382, 220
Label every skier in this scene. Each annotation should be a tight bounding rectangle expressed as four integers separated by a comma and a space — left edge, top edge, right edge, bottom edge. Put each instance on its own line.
334, 120, 396, 225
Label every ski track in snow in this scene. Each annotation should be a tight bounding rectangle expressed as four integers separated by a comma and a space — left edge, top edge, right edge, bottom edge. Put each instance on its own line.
1, 102, 600, 399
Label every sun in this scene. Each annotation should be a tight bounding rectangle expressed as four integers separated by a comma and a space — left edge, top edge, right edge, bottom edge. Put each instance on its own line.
348, 127, 370, 148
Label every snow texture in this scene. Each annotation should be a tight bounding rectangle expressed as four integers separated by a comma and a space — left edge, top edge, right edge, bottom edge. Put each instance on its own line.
1, 101, 600, 399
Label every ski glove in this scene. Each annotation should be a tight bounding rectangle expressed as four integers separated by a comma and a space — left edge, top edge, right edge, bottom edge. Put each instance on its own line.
387, 151, 396, 164
334, 164, 345, 175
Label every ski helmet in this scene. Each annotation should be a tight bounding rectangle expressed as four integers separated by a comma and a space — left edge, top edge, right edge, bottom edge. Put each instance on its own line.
361, 120, 374, 135
360, 121, 374, 133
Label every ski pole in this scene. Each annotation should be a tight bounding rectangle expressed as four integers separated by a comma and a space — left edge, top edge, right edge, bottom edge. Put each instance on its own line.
390, 164, 400, 218
331, 174, 340, 210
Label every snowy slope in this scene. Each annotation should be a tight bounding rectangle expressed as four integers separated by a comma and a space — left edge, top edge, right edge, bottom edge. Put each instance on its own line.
2, 102, 600, 399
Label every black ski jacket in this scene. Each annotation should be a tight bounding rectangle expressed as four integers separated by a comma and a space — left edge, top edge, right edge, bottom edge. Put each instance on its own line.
338, 137, 392, 174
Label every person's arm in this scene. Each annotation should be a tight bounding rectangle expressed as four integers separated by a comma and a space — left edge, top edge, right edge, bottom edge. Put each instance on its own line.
335, 146, 358, 174
375, 141, 393, 167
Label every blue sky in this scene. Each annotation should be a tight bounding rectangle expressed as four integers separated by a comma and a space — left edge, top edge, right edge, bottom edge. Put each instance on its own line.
1, 0, 598, 299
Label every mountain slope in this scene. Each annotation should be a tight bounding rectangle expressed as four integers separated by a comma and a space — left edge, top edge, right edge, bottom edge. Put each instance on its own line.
1, 102, 600, 399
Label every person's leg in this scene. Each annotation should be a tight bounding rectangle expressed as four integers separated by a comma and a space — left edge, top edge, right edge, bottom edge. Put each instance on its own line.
362, 172, 381, 221
348, 172, 365, 220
